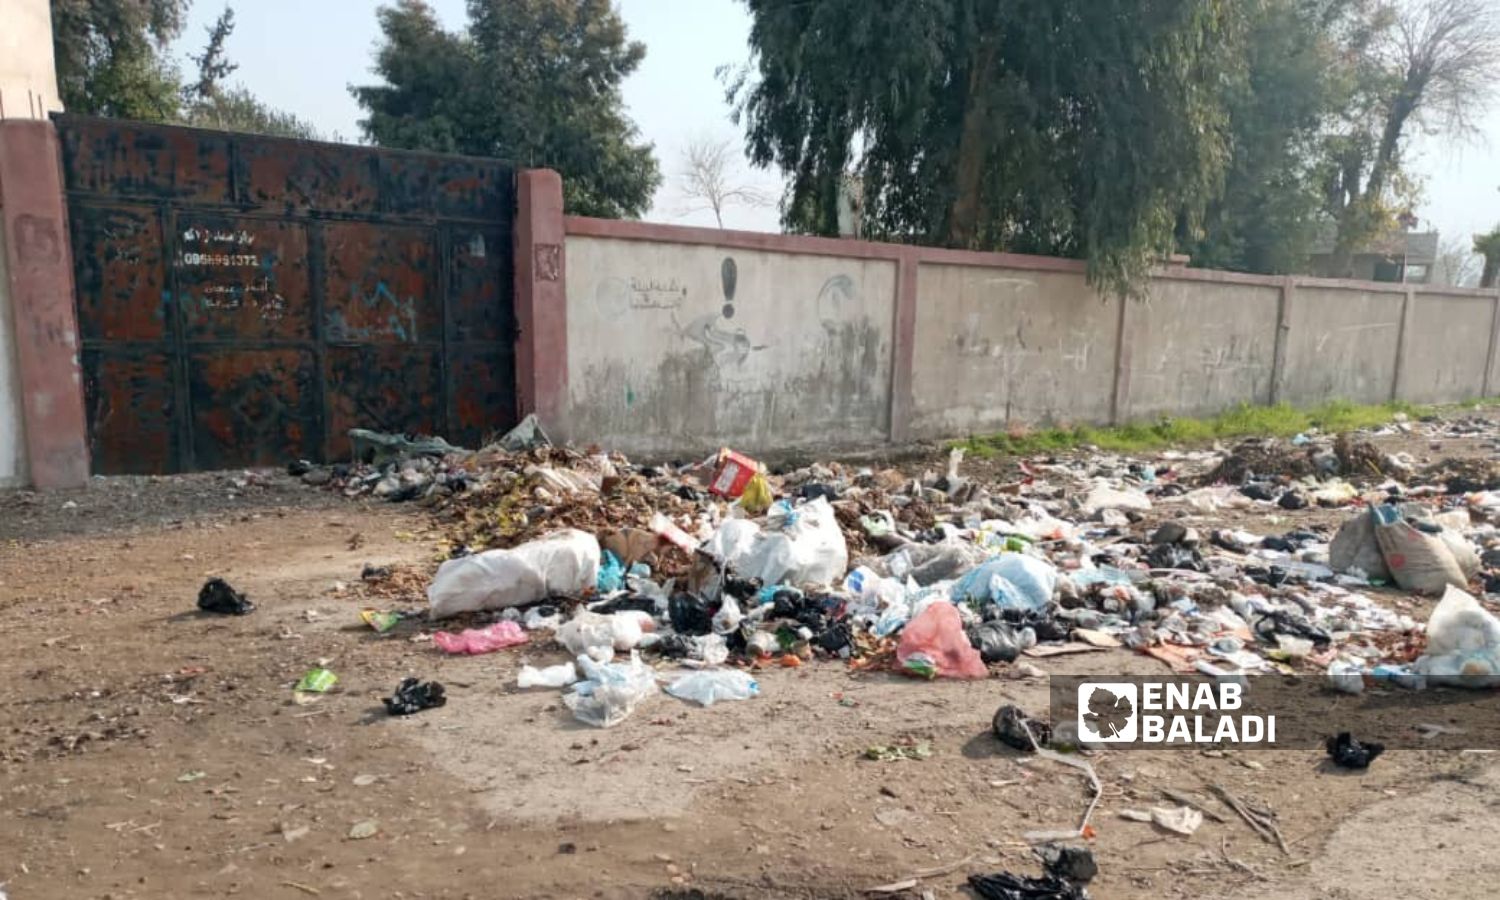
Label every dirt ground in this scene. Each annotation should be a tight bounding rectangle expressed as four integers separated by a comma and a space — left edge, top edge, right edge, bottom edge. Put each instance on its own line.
4, 422, 1500, 899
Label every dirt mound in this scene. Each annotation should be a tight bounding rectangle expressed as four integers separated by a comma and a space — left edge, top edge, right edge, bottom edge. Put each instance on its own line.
1421, 456, 1500, 493
1201, 438, 1316, 485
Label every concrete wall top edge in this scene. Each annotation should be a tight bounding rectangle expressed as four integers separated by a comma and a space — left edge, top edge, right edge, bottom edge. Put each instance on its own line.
563, 214, 1500, 299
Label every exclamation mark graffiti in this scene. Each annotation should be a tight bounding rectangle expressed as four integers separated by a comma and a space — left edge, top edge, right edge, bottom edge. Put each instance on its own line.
721, 257, 737, 319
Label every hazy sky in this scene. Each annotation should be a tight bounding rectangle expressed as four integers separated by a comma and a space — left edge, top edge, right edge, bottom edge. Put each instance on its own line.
170, 0, 1499, 250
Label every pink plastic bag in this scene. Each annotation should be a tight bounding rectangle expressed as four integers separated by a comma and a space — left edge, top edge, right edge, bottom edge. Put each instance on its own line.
896, 602, 987, 679
433, 620, 529, 655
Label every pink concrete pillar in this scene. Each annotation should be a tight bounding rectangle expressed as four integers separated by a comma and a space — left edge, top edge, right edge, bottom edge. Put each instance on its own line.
514, 169, 568, 436
0, 119, 89, 488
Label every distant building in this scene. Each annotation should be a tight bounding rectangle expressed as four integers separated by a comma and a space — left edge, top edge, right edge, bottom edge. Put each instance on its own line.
1305, 221, 1438, 283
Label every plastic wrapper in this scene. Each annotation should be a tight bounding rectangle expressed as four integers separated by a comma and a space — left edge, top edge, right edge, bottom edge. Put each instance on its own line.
564, 652, 659, 727
664, 669, 760, 706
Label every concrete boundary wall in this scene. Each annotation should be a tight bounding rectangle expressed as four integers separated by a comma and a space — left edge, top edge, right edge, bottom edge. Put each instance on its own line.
551, 186, 1500, 455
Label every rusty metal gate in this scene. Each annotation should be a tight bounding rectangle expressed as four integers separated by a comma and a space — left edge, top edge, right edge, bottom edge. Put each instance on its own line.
55, 114, 517, 474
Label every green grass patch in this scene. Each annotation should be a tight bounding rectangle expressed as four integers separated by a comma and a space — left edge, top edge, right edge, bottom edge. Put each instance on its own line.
956, 399, 1446, 459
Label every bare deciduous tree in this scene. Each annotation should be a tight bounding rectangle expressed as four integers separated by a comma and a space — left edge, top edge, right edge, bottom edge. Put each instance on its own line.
678, 136, 771, 228
1434, 236, 1481, 287
1328, 0, 1500, 263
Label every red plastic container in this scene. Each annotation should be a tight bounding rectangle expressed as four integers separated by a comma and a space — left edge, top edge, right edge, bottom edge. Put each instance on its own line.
709, 448, 761, 498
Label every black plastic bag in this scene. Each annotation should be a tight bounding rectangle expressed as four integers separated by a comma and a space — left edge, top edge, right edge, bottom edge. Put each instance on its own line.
668, 593, 713, 636
1254, 610, 1332, 648
385, 677, 447, 716
798, 483, 839, 502
1038, 844, 1098, 883
198, 578, 254, 615
1326, 731, 1384, 769
993, 705, 1051, 752
968, 871, 1088, 900
969, 621, 1032, 663
591, 594, 658, 615
1240, 482, 1277, 502
1145, 543, 1205, 572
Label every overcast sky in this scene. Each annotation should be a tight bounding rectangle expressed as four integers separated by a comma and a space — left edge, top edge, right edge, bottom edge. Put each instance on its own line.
170, 0, 1500, 251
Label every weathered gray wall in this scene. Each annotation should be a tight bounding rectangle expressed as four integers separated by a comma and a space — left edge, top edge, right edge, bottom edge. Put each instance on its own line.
1121, 279, 1280, 419
565, 235, 896, 455
1282, 286, 1403, 406
1402, 292, 1494, 404
562, 225, 1500, 451
910, 265, 1118, 438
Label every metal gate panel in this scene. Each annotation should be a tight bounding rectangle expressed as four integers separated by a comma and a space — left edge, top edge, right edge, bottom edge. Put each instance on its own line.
188, 349, 317, 470
56, 115, 518, 474
174, 215, 311, 342
81, 350, 176, 474
69, 203, 167, 341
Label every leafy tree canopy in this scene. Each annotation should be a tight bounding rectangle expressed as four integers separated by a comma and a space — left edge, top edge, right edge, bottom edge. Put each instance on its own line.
51, 1, 322, 140
352, 0, 661, 218
729, 0, 1248, 294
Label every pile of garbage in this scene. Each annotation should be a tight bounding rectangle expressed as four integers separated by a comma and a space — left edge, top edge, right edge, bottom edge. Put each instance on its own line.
309, 412, 1500, 729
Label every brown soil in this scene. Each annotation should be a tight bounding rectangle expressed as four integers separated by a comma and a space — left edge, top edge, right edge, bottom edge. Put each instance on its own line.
3, 419, 1500, 899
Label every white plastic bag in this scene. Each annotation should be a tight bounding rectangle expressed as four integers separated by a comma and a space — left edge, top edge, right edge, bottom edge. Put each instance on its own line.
428, 530, 600, 618
731, 497, 848, 586
564, 652, 658, 727
1079, 481, 1152, 517
664, 669, 760, 706
701, 518, 761, 563
517, 662, 579, 689
556, 610, 648, 660
1416, 585, 1500, 688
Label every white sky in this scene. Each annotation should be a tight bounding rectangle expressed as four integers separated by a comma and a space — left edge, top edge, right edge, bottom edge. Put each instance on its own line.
168, 0, 1500, 248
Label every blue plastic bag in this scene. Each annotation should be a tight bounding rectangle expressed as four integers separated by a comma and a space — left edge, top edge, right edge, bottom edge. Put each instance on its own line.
951, 554, 1057, 612
596, 550, 626, 593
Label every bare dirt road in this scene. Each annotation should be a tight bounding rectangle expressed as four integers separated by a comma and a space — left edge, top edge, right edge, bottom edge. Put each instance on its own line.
3, 429, 1499, 899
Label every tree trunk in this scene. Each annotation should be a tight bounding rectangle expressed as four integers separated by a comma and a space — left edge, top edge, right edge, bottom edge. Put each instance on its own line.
1482, 255, 1500, 289
947, 44, 996, 248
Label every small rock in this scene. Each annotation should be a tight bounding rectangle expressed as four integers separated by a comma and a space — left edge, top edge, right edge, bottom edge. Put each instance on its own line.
301, 468, 332, 486
1150, 522, 1188, 545
348, 820, 378, 840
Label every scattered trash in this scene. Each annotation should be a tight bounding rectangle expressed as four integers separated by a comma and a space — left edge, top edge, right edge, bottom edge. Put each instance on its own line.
359, 609, 403, 634
428, 530, 600, 618
993, 705, 1052, 752
709, 447, 762, 498
176, 770, 207, 783
896, 602, 987, 679
493, 413, 551, 452
967, 871, 1088, 900
664, 669, 760, 706
864, 740, 933, 761
198, 578, 253, 615
1150, 805, 1205, 836
294, 668, 337, 694
1372, 504, 1466, 594
432, 621, 529, 655
385, 677, 447, 716
1416, 585, 1500, 687
1326, 731, 1385, 769
564, 652, 658, 727
1037, 844, 1097, 883
517, 662, 579, 689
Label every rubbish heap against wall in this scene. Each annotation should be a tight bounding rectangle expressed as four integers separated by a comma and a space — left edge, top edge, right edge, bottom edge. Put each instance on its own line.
549, 206, 1500, 456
